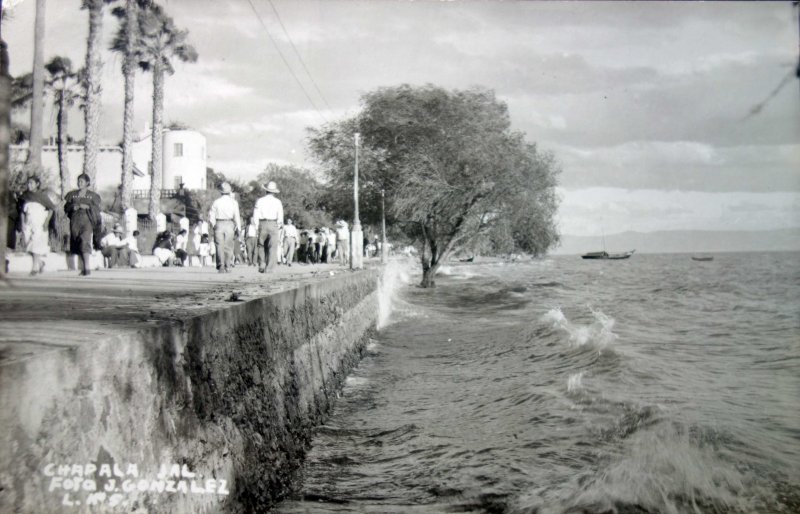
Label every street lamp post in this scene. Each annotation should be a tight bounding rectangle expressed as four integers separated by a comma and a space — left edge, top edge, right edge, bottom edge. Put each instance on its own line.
350, 133, 363, 269
380, 188, 387, 264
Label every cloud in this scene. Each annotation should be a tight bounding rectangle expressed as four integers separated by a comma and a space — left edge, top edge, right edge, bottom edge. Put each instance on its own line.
557, 187, 800, 235
550, 141, 800, 192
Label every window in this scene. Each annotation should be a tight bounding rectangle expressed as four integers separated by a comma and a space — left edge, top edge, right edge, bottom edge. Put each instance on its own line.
174, 143, 183, 157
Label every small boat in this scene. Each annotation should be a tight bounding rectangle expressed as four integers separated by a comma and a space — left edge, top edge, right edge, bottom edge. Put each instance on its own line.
581, 250, 635, 260
691, 256, 714, 262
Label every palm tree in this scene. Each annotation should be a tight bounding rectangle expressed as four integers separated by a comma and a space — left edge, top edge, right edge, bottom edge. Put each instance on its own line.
111, 0, 149, 212
44, 56, 80, 200
137, 3, 197, 220
81, 0, 114, 186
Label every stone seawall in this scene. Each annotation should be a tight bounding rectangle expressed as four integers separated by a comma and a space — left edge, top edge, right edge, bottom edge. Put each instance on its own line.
0, 270, 380, 513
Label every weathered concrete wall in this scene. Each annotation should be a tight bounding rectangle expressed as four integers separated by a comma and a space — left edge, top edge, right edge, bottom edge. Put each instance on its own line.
0, 270, 379, 513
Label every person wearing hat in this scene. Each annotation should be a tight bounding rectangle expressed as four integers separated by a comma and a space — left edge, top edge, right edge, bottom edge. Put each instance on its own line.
253, 180, 284, 273
99, 223, 129, 268
64, 173, 102, 276
208, 182, 241, 273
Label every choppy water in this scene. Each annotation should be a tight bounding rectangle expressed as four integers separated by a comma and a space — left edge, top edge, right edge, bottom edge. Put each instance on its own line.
278, 253, 800, 514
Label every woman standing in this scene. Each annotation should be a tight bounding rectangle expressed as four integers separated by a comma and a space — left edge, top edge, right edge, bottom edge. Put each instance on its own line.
19, 176, 55, 276
64, 173, 102, 276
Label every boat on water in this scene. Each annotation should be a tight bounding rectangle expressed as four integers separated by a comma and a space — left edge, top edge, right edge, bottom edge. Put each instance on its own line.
581, 250, 635, 260
691, 256, 714, 262
581, 229, 634, 260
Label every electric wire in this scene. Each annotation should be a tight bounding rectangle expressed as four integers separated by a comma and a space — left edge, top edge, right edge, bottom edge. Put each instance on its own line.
266, 0, 334, 113
244, 0, 328, 123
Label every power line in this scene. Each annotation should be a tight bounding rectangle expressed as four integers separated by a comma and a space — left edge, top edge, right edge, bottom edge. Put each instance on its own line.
244, 0, 328, 123
266, 0, 333, 112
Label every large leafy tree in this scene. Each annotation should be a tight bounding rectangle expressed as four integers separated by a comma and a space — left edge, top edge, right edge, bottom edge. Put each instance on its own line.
81, 0, 114, 186
136, 2, 197, 220
111, 0, 149, 212
309, 84, 560, 287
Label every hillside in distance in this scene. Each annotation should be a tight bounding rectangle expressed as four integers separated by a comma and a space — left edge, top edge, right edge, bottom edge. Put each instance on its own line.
552, 229, 800, 255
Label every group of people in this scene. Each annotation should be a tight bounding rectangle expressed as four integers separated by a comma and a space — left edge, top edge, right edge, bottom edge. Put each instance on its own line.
13, 174, 378, 277
207, 180, 354, 273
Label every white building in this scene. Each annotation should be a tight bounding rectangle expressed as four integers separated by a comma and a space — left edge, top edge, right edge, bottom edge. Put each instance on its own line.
131, 128, 207, 192
11, 128, 207, 196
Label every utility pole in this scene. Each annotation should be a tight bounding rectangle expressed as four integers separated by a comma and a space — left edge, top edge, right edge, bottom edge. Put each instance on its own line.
0, 2, 10, 279
350, 132, 363, 269
380, 188, 386, 264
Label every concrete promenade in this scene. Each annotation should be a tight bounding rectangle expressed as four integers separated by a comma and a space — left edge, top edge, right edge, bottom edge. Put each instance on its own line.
0, 255, 382, 512
0, 258, 365, 367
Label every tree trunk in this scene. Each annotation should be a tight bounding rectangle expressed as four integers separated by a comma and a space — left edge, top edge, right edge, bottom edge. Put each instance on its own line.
420, 265, 437, 288
147, 64, 164, 221
0, 40, 10, 279
82, 0, 104, 186
56, 91, 69, 199
119, 0, 137, 212
26, 0, 46, 175
54, 93, 69, 252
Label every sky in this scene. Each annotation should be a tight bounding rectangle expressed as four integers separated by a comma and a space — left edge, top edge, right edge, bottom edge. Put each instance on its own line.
4, 0, 799, 238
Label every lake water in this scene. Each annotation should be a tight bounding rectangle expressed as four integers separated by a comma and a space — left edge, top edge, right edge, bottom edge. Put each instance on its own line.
278, 253, 800, 514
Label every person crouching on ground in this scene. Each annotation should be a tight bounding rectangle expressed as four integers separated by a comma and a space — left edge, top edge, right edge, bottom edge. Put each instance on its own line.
253, 181, 283, 273
19, 176, 55, 276
208, 182, 241, 273
100, 224, 129, 268
152, 230, 176, 266
64, 173, 101, 276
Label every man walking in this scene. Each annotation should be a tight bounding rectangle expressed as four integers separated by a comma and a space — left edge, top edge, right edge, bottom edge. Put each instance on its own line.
245, 216, 258, 266
208, 182, 241, 273
64, 173, 101, 276
335, 220, 349, 266
253, 181, 283, 273
282, 218, 298, 266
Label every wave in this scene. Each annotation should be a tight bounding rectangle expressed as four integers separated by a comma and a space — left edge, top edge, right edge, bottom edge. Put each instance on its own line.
514, 417, 797, 514
377, 259, 418, 329
541, 307, 619, 351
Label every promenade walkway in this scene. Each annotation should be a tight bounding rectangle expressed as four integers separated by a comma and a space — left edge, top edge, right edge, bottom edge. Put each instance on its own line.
0, 260, 363, 367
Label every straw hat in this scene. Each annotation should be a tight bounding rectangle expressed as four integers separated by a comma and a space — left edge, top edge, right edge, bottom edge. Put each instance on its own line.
264, 181, 280, 194
220, 182, 232, 194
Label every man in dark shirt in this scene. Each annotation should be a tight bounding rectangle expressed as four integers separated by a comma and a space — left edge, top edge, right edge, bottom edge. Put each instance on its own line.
64, 174, 101, 276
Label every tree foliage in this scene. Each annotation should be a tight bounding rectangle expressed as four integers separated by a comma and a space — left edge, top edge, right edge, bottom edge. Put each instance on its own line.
254, 163, 331, 229
308, 84, 560, 287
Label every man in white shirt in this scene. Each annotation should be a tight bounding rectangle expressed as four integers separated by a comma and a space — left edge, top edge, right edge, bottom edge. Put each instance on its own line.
122, 230, 142, 268
208, 182, 241, 273
335, 220, 350, 266
253, 181, 284, 273
282, 218, 298, 266
100, 224, 129, 268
